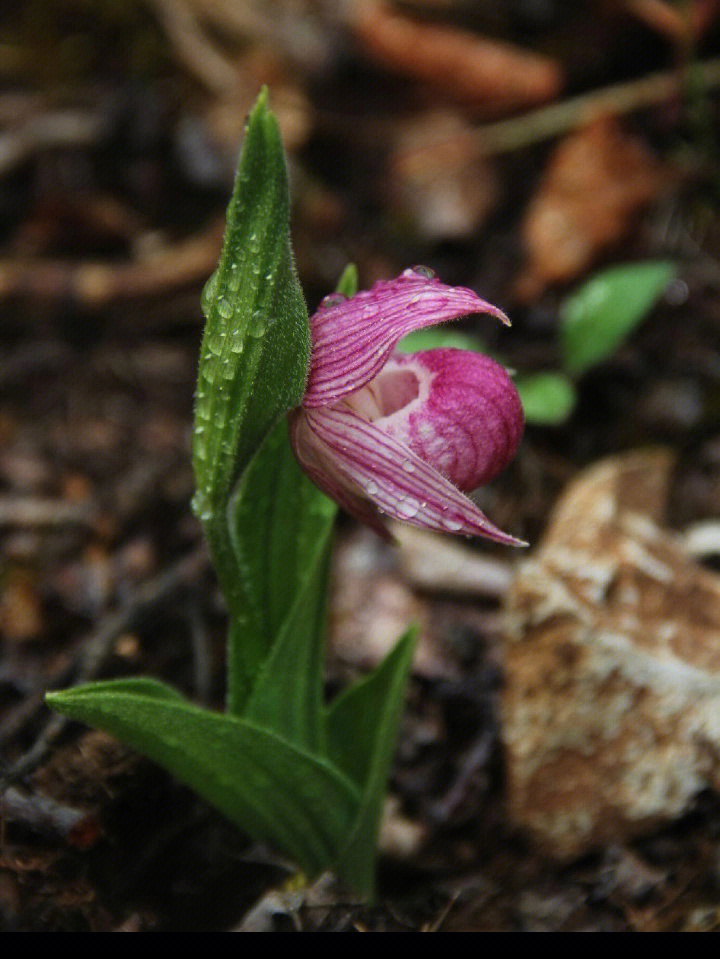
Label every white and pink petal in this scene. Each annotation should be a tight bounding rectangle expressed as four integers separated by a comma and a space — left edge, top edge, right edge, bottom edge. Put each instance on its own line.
303, 270, 509, 408
292, 404, 526, 545
288, 408, 392, 540
375, 349, 524, 492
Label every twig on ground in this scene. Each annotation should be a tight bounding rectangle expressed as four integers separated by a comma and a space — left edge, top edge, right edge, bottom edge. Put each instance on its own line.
0, 217, 224, 311
388, 55, 720, 178
0, 786, 101, 848
0, 545, 209, 791
0, 496, 94, 529
72, 544, 208, 684
0, 108, 107, 178
469, 55, 720, 158
150, 0, 336, 79
391, 523, 513, 598
149, 0, 238, 93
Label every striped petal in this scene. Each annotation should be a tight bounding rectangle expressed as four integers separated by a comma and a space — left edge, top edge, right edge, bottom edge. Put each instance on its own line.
304, 269, 509, 408
288, 408, 392, 540
373, 349, 524, 492
291, 404, 526, 545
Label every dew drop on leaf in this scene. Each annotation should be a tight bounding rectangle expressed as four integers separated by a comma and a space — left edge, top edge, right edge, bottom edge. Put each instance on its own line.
191, 491, 212, 521
248, 310, 268, 337
201, 271, 218, 315
217, 298, 233, 319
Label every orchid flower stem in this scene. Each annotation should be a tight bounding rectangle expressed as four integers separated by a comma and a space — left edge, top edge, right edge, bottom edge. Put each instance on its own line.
43, 89, 524, 901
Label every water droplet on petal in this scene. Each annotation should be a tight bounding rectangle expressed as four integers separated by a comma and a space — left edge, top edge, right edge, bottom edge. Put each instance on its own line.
441, 515, 463, 532
404, 265, 436, 280
398, 498, 420, 519
365, 480, 379, 495
402, 460, 415, 473
319, 292, 347, 309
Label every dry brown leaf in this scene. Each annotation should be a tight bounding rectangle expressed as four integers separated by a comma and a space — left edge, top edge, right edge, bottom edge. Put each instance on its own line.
353, 1, 562, 116
614, 0, 720, 42
0, 571, 43, 642
515, 116, 673, 301
503, 449, 720, 859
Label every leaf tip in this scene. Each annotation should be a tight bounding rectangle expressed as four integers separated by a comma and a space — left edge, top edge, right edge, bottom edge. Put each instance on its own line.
251, 84, 270, 117
45, 689, 70, 714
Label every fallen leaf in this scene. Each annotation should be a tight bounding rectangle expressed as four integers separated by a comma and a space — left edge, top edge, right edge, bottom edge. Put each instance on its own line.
515, 116, 674, 301
353, 1, 562, 116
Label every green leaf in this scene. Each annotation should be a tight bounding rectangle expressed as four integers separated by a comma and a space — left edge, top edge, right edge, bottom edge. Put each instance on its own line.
335, 263, 358, 298
515, 371, 577, 425
325, 628, 418, 898
193, 88, 310, 619
226, 418, 337, 713
242, 512, 333, 751
397, 328, 486, 355
560, 261, 677, 375
46, 682, 360, 878
49, 677, 188, 702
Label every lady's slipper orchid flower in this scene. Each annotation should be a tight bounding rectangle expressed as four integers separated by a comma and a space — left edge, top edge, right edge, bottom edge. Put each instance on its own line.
289, 268, 525, 545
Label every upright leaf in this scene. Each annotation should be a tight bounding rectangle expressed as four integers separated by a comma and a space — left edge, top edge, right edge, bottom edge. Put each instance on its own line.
560, 261, 677, 376
335, 263, 359, 297
226, 418, 337, 712
243, 533, 332, 750
193, 88, 310, 620
325, 628, 418, 898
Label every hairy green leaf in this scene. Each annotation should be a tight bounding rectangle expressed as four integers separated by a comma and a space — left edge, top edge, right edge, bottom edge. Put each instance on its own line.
47, 682, 360, 877
193, 88, 310, 619
561, 261, 677, 375
325, 628, 418, 898
226, 418, 337, 713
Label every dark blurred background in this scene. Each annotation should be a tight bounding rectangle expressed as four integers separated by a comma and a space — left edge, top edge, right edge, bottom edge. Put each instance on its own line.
3, 0, 720, 931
